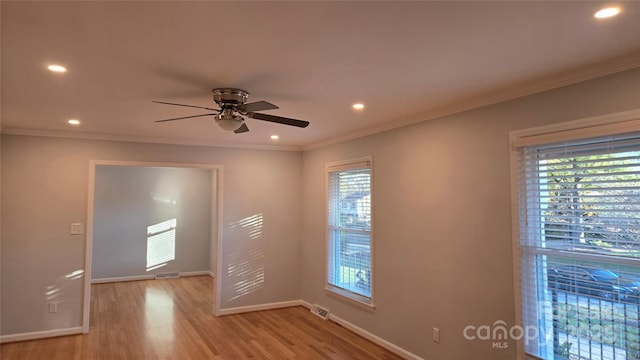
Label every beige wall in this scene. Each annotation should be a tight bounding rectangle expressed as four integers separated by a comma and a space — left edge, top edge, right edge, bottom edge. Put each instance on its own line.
301, 67, 640, 359
0, 136, 302, 335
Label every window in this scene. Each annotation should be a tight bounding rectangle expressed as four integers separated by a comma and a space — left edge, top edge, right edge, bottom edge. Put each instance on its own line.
326, 157, 373, 305
515, 130, 640, 360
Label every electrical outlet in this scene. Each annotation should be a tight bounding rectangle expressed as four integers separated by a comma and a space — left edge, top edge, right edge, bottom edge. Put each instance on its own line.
433, 327, 440, 343
48, 301, 58, 313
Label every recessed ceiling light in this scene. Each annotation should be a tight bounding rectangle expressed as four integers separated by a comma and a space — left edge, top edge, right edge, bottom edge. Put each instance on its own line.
594, 7, 620, 18
352, 103, 365, 110
68, 119, 80, 125
270, 135, 279, 140
48, 64, 67, 73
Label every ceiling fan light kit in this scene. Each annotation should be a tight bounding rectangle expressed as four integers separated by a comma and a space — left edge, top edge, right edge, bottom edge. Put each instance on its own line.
153, 88, 310, 134
215, 108, 244, 131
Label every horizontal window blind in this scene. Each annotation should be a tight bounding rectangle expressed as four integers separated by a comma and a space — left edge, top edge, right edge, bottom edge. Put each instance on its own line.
518, 132, 640, 360
327, 161, 372, 303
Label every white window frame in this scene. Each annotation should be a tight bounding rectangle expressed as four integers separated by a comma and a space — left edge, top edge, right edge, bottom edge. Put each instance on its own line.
510, 109, 640, 359
325, 156, 375, 308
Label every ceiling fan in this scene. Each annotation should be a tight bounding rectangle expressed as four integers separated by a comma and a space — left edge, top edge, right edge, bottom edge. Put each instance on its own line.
153, 88, 310, 134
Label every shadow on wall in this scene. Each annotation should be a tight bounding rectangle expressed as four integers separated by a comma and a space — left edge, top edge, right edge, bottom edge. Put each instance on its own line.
227, 214, 265, 301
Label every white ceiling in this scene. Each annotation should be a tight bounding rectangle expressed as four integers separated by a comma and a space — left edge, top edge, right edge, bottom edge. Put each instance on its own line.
2, 1, 640, 150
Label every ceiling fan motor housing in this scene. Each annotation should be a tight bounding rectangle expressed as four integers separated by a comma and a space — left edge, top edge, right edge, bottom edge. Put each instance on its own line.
212, 88, 249, 107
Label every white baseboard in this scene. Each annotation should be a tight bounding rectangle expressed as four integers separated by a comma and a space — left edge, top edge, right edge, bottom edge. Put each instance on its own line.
91, 271, 214, 284
180, 270, 215, 278
300, 300, 424, 360
218, 300, 304, 316
328, 313, 425, 360
0, 326, 83, 344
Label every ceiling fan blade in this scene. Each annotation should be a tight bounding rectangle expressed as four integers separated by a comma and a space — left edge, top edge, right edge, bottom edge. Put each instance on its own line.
234, 123, 250, 134
237, 101, 279, 113
152, 100, 218, 112
155, 113, 217, 122
248, 112, 310, 128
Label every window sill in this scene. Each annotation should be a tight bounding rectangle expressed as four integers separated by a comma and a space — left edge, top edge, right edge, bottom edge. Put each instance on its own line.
324, 286, 375, 311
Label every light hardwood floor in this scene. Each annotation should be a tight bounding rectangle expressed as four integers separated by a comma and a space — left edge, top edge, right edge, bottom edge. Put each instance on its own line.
1, 276, 402, 359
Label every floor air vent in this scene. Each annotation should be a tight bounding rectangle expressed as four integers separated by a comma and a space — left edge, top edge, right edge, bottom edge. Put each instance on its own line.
155, 272, 180, 280
311, 304, 330, 320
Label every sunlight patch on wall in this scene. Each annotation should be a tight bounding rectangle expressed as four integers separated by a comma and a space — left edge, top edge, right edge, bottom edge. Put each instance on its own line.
228, 213, 265, 300
146, 218, 177, 271
151, 193, 177, 205
228, 248, 265, 301
46, 269, 85, 301
65, 269, 84, 280
44, 268, 85, 328
229, 213, 264, 240
45, 286, 61, 301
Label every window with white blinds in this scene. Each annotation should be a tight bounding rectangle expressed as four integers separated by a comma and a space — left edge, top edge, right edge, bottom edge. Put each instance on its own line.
326, 158, 373, 305
517, 132, 640, 360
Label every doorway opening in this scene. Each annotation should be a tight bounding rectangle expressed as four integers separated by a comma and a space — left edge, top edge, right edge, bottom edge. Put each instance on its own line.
82, 160, 223, 333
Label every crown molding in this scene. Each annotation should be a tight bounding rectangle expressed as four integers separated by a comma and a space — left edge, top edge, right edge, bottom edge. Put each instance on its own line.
0, 127, 303, 152
302, 52, 640, 151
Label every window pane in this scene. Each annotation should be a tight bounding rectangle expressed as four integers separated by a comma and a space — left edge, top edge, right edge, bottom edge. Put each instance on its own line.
329, 169, 371, 229
538, 257, 640, 360
536, 151, 640, 258
327, 162, 372, 303
519, 134, 640, 359
328, 229, 371, 297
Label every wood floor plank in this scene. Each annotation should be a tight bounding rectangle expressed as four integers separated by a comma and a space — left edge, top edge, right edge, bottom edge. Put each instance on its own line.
0, 276, 403, 359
